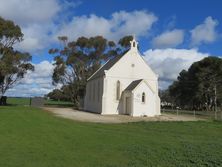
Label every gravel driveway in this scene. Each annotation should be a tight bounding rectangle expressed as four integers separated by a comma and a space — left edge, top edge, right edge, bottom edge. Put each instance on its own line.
43, 107, 205, 123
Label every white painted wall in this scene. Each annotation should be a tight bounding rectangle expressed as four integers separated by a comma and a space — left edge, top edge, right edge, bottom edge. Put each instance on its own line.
102, 77, 134, 115
84, 77, 103, 113
107, 49, 158, 92
132, 82, 157, 116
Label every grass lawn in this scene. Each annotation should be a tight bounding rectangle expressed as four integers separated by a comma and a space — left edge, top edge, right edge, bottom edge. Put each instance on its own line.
0, 106, 222, 167
7, 97, 74, 107
7, 97, 31, 106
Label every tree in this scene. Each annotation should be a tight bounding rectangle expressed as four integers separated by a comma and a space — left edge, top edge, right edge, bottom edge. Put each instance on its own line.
47, 88, 70, 101
49, 35, 133, 107
0, 17, 34, 99
169, 57, 222, 111
159, 89, 175, 109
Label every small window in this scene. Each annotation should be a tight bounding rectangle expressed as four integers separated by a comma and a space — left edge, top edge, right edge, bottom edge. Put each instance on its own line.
133, 42, 135, 47
142, 92, 145, 103
116, 80, 120, 100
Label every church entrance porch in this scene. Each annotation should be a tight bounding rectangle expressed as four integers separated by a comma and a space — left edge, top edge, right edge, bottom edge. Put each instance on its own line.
122, 91, 132, 115
125, 97, 131, 115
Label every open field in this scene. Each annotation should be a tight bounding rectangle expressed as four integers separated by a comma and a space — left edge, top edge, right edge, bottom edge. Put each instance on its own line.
0, 105, 222, 167
7, 97, 73, 107
7, 97, 31, 106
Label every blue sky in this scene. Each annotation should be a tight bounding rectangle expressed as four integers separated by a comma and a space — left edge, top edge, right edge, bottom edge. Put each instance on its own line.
0, 0, 221, 96
31, 0, 222, 64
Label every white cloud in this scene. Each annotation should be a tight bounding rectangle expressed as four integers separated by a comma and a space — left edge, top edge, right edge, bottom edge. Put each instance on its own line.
190, 16, 219, 46
56, 10, 158, 41
0, 3, 157, 52
0, 0, 60, 25
0, 0, 78, 52
143, 48, 209, 89
152, 29, 184, 48
15, 23, 57, 52
6, 61, 56, 97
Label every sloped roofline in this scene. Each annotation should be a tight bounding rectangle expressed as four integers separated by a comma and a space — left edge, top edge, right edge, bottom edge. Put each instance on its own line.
137, 51, 158, 79
125, 79, 155, 93
87, 59, 110, 81
87, 51, 127, 81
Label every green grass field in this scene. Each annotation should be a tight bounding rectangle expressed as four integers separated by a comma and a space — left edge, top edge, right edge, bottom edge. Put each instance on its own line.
0, 105, 222, 167
7, 97, 74, 107
7, 97, 31, 106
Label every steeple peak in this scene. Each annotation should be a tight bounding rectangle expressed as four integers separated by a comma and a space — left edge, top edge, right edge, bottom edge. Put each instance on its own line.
130, 35, 138, 50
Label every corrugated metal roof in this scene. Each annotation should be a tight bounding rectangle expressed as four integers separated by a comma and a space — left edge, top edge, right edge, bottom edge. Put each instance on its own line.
124, 79, 143, 91
88, 55, 123, 81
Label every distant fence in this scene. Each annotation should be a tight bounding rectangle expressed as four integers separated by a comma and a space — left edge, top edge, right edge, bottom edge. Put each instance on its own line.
161, 108, 222, 121
30, 97, 44, 107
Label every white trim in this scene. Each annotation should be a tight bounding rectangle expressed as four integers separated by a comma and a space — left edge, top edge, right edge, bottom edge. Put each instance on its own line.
87, 60, 110, 81
132, 79, 155, 94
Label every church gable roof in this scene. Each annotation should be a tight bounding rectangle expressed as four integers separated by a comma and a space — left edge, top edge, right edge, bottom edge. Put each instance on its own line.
87, 55, 123, 81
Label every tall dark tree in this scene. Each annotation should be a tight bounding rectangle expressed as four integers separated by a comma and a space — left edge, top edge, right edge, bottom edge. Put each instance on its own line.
49, 35, 133, 106
0, 17, 34, 99
159, 89, 175, 108
169, 57, 222, 110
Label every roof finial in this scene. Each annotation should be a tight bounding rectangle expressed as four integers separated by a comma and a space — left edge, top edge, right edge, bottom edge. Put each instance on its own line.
130, 34, 138, 50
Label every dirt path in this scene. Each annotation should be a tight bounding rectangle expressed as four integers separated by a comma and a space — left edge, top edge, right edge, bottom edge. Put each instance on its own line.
43, 107, 206, 123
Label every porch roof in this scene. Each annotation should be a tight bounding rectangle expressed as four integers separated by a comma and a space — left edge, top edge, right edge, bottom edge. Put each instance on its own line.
124, 79, 143, 91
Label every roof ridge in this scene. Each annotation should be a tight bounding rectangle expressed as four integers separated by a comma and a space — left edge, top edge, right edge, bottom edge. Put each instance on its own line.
87, 54, 125, 81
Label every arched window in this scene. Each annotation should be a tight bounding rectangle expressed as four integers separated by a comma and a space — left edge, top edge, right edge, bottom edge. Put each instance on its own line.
133, 42, 135, 47
116, 80, 120, 100
142, 92, 145, 103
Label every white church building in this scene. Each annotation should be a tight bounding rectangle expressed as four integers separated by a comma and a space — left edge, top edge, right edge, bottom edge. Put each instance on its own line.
84, 37, 160, 117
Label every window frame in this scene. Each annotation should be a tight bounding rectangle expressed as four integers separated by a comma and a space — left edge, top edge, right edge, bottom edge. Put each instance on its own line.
116, 80, 120, 101
142, 92, 145, 103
